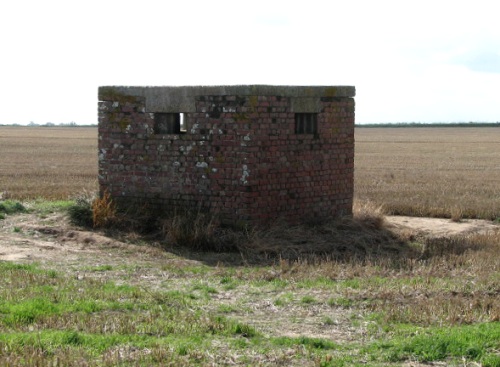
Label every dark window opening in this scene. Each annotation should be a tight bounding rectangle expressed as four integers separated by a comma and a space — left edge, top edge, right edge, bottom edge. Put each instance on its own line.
295, 113, 318, 134
154, 113, 187, 134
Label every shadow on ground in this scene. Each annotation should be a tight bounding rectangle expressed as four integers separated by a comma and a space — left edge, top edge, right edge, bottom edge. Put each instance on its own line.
103, 213, 418, 267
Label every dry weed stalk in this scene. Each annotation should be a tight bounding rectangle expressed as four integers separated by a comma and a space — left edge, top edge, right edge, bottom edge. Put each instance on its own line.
92, 191, 117, 228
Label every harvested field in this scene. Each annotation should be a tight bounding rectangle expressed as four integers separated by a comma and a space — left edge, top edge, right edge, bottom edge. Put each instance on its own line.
0, 126, 97, 199
355, 127, 500, 220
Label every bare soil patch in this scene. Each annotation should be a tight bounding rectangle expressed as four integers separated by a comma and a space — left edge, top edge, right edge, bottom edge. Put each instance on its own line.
0, 213, 171, 267
386, 215, 500, 237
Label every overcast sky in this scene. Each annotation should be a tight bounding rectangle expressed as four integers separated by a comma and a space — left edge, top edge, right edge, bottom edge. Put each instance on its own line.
1, 0, 499, 125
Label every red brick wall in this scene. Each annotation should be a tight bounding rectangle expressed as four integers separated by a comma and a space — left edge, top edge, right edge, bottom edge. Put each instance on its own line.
98, 88, 354, 225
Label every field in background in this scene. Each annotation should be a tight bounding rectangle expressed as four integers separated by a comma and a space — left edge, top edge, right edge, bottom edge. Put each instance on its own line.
0, 127, 97, 199
1, 126, 499, 219
356, 127, 500, 219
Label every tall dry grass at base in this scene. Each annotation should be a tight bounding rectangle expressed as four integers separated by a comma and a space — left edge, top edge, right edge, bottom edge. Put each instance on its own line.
0, 127, 97, 199
158, 200, 405, 260
241, 201, 400, 260
355, 127, 500, 219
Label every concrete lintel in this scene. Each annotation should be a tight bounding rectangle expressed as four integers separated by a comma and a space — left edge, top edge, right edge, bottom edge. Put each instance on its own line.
98, 85, 355, 113
290, 98, 323, 113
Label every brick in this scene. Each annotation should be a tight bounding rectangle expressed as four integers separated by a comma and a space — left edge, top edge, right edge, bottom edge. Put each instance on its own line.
98, 86, 355, 226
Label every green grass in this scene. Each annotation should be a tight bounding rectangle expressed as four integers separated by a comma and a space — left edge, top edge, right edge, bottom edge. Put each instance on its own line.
83, 264, 114, 272
31, 199, 74, 216
327, 297, 354, 308
364, 323, 500, 365
300, 295, 317, 304
271, 336, 338, 350
0, 200, 26, 215
0, 260, 360, 365
0, 199, 75, 220
0, 261, 267, 365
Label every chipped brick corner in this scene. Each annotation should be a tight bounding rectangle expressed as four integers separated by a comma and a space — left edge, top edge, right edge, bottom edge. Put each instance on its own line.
98, 85, 355, 226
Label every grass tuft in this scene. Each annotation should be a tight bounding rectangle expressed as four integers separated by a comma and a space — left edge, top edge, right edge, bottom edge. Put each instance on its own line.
0, 200, 26, 215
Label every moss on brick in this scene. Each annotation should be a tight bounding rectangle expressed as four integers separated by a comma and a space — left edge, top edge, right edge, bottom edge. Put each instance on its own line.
98, 87, 143, 104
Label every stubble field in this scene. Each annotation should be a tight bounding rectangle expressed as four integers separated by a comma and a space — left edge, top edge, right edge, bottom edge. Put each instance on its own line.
0, 127, 98, 199
0, 126, 499, 366
355, 127, 500, 220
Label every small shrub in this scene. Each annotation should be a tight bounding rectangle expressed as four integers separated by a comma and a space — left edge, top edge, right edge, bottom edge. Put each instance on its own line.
0, 200, 26, 215
68, 192, 95, 227
450, 206, 464, 222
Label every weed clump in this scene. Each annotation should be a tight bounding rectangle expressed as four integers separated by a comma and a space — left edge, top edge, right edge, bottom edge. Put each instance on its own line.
68, 191, 117, 229
162, 211, 217, 250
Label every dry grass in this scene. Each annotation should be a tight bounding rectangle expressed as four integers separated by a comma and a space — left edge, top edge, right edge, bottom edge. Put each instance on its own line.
355, 127, 500, 220
241, 201, 402, 260
0, 126, 97, 199
371, 230, 500, 326
92, 191, 117, 228
240, 227, 500, 327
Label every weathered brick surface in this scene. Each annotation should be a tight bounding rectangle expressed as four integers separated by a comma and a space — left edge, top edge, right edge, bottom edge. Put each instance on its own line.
98, 86, 355, 225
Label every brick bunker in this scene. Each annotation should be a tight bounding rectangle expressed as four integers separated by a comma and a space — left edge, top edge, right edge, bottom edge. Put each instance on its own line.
98, 85, 355, 225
